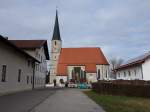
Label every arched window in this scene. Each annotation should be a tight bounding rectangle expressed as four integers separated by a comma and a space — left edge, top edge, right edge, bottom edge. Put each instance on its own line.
55, 41, 57, 46
97, 69, 100, 80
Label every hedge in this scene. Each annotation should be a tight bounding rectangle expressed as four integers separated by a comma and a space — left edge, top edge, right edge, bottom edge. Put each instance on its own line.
92, 80, 150, 98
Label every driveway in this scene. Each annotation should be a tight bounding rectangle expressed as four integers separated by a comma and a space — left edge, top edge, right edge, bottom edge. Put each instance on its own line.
0, 88, 57, 112
31, 89, 105, 112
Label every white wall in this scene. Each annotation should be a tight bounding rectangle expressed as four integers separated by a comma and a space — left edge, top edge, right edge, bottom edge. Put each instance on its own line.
0, 41, 33, 95
96, 65, 109, 80
24, 46, 47, 88
86, 73, 97, 83
116, 65, 143, 80
56, 76, 67, 84
142, 58, 150, 80
67, 66, 85, 80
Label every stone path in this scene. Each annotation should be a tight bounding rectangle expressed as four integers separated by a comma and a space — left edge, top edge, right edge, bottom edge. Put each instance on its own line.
31, 89, 105, 112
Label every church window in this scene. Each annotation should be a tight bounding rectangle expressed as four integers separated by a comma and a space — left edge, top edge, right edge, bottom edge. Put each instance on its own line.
106, 70, 107, 78
55, 41, 57, 46
97, 69, 100, 79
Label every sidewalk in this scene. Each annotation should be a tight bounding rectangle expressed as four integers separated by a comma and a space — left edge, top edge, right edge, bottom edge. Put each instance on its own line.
31, 89, 105, 112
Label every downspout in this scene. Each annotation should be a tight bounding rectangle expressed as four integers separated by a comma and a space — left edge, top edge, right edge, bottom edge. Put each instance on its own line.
32, 62, 35, 90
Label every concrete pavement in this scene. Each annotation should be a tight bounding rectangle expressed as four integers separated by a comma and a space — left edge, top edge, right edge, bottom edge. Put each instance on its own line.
31, 89, 105, 112
0, 88, 57, 112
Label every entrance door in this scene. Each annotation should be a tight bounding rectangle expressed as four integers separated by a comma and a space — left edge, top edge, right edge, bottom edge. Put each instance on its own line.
71, 67, 86, 83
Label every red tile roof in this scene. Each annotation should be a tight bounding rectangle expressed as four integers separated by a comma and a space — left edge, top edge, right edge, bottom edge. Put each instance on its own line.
9, 40, 46, 49
10, 40, 50, 60
0, 36, 39, 62
57, 47, 109, 76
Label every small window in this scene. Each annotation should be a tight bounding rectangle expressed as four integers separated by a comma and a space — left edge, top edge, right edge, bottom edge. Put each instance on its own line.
41, 56, 42, 62
124, 71, 126, 77
28, 60, 30, 67
118, 73, 120, 77
31, 76, 33, 84
27, 76, 29, 84
55, 41, 57, 45
1, 65, 7, 82
128, 71, 131, 76
134, 69, 136, 76
18, 69, 21, 82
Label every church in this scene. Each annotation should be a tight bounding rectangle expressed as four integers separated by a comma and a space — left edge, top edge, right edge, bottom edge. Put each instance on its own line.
50, 11, 109, 84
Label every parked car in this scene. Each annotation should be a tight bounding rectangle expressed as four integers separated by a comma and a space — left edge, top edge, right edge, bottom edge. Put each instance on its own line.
78, 83, 92, 89
68, 82, 77, 88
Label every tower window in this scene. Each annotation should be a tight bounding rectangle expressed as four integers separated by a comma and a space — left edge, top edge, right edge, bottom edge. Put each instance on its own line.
55, 41, 57, 46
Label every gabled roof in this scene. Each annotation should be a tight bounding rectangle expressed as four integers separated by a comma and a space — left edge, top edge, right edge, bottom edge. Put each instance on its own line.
0, 35, 39, 62
10, 40, 50, 60
9, 40, 46, 49
116, 51, 150, 70
52, 10, 61, 41
57, 47, 109, 76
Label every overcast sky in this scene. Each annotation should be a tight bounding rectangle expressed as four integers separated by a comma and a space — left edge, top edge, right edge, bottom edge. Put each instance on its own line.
0, 0, 150, 61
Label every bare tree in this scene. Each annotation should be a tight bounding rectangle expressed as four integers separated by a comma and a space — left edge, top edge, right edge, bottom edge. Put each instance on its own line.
109, 57, 124, 79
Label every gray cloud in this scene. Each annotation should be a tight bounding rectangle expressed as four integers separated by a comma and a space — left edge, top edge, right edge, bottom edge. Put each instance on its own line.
0, 0, 150, 61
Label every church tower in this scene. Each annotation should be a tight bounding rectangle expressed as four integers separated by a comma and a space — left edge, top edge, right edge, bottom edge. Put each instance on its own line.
50, 10, 62, 83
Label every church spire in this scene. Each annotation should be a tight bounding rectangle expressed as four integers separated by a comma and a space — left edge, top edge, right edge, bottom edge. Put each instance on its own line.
52, 10, 61, 41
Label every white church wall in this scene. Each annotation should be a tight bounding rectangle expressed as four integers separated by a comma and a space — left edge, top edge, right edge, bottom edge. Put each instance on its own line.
86, 73, 97, 83
96, 65, 109, 80
67, 66, 85, 80
56, 76, 67, 84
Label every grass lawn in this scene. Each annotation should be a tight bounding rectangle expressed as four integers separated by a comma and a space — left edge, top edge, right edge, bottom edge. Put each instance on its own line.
84, 90, 150, 112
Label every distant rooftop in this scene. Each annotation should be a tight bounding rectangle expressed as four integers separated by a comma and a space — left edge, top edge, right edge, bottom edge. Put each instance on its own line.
116, 51, 150, 70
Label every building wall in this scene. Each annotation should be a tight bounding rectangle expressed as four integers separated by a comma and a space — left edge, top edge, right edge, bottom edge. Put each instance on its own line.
56, 76, 67, 84
142, 58, 150, 80
50, 40, 62, 83
0, 41, 33, 95
67, 66, 85, 80
116, 65, 143, 80
86, 73, 97, 83
24, 46, 47, 88
96, 65, 109, 80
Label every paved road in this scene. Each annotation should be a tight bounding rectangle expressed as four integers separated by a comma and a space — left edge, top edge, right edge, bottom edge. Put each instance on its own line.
31, 89, 105, 112
0, 88, 58, 112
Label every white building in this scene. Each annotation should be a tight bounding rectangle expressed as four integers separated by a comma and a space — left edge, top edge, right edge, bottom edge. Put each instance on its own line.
10, 40, 50, 88
115, 52, 150, 80
0, 36, 39, 95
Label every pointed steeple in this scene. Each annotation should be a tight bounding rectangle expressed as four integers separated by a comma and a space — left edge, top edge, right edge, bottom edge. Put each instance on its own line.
52, 10, 61, 41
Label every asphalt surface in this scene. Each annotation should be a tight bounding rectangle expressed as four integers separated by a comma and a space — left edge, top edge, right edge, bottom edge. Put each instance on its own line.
0, 88, 58, 112
31, 89, 105, 112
